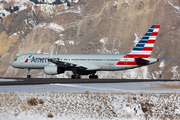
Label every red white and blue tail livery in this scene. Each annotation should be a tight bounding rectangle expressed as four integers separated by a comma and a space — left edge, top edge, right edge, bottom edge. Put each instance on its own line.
117, 25, 160, 66
129, 25, 160, 58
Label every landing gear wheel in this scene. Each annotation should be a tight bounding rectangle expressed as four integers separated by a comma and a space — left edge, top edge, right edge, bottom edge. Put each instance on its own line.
77, 75, 81, 79
71, 75, 75, 79
89, 75, 98, 79
27, 69, 31, 78
27, 75, 31, 78
71, 75, 81, 79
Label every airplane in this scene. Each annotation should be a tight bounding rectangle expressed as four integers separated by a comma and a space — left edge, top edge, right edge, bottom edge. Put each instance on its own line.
11, 25, 170, 79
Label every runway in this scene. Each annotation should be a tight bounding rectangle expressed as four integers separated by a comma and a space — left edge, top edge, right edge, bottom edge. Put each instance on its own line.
0, 77, 179, 86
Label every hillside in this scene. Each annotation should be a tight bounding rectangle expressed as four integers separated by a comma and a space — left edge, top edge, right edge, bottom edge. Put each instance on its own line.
0, 0, 180, 79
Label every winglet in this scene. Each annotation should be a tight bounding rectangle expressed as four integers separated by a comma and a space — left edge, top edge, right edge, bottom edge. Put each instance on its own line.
49, 49, 53, 59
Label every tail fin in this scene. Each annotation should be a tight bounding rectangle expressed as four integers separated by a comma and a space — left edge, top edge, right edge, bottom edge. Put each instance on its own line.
127, 25, 160, 58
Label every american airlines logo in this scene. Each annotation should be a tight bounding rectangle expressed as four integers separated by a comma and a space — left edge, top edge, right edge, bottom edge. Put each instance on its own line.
25, 55, 32, 63
30, 57, 60, 63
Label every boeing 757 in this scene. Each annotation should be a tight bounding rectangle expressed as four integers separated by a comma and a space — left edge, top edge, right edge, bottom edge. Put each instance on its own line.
11, 25, 169, 79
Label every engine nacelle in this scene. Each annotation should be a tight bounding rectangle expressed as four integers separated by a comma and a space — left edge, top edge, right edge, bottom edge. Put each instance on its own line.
44, 66, 65, 75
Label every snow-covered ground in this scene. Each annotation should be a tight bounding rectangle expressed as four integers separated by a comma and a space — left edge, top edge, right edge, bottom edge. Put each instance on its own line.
0, 79, 180, 119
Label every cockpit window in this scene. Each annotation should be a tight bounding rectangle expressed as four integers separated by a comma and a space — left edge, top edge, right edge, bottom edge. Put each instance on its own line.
14, 58, 17, 61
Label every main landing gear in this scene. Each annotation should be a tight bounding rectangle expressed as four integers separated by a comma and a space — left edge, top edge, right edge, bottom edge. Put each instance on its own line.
71, 68, 98, 79
71, 67, 81, 79
27, 69, 31, 78
89, 74, 98, 79
71, 74, 98, 79
71, 75, 81, 79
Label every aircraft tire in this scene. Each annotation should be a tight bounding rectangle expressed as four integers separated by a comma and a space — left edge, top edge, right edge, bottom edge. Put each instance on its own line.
89, 75, 98, 79
71, 75, 75, 79
27, 75, 31, 78
72, 75, 81, 79
89, 75, 92, 79
78, 75, 81, 79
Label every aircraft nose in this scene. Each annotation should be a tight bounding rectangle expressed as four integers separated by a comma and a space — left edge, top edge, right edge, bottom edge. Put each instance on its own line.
11, 61, 16, 68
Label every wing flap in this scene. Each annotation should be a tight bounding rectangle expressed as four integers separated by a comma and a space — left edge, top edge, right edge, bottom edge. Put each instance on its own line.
77, 63, 101, 70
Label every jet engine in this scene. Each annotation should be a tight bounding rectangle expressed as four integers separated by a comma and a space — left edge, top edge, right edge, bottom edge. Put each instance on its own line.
44, 66, 65, 75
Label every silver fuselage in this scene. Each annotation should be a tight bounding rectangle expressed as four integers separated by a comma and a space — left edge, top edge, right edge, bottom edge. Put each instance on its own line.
11, 53, 157, 71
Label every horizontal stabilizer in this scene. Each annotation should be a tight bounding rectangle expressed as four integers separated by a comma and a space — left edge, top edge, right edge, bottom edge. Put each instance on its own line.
158, 58, 172, 61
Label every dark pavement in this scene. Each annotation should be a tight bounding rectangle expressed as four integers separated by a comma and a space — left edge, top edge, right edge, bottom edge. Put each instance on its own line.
0, 77, 178, 86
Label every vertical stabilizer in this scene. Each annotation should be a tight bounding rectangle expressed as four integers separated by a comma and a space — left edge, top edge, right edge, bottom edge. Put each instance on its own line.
128, 25, 160, 58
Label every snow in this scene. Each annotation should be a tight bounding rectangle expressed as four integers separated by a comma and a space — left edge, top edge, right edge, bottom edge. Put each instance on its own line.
126, 0, 130, 5
112, 1, 117, 6
46, 22, 64, 32
159, 60, 165, 68
68, 40, 74, 45
72, 0, 79, 3
12, 32, 18, 36
133, 32, 139, 46
35, 22, 64, 32
54, 71, 69, 78
31, 6, 37, 17
98, 38, 119, 54
28, 18, 37, 27
55, 40, 65, 46
171, 66, 179, 79
44, 0, 56, 3
0, 9, 10, 18
0, 0, 31, 19
55, 5, 83, 16
99, 37, 108, 44
168, 1, 180, 12
40, 4, 56, 16
14, 2, 28, 12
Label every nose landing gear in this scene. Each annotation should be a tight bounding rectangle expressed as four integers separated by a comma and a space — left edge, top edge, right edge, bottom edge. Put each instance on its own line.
27, 69, 31, 78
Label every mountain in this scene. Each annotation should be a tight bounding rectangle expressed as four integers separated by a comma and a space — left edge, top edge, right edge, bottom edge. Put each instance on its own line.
0, 0, 180, 79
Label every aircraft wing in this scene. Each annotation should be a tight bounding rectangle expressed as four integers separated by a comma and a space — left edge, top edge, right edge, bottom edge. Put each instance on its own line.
48, 58, 78, 67
48, 49, 100, 70
48, 49, 83, 68
48, 58, 100, 70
